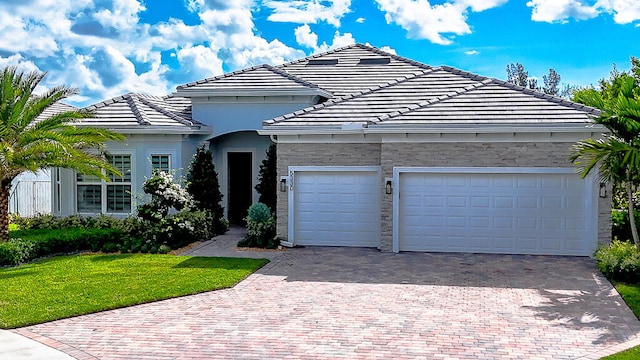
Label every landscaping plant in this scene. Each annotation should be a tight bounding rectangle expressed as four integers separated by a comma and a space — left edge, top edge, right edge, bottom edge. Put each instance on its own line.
185, 145, 228, 235
255, 143, 277, 212
238, 202, 278, 249
137, 170, 211, 250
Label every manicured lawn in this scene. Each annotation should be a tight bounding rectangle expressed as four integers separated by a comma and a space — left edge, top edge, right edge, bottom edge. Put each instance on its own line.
602, 283, 640, 360
0, 254, 268, 329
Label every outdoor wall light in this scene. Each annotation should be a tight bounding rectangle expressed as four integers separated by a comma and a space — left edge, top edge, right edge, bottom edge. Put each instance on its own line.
385, 179, 393, 195
280, 177, 288, 192
599, 182, 607, 198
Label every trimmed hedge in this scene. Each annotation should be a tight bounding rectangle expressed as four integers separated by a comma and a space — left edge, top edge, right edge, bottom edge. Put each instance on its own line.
1, 228, 123, 267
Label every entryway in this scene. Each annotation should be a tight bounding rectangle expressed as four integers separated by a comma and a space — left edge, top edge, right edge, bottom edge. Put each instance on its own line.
227, 152, 253, 225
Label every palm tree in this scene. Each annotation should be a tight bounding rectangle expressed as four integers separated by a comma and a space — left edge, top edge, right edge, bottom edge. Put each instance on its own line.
570, 75, 640, 249
0, 66, 125, 241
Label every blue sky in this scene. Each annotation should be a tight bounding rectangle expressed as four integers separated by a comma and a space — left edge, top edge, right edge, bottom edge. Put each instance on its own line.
0, 0, 638, 106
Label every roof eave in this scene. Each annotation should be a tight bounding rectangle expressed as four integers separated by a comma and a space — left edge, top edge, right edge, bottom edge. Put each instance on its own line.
259, 123, 607, 136
78, 124, 213, 136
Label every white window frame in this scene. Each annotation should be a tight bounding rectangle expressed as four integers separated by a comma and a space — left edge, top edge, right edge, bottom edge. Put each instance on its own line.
75, 152, 136, 215
146, 150, 176, 178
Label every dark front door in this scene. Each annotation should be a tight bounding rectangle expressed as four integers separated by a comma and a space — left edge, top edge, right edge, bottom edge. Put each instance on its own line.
227, 152, 253, 225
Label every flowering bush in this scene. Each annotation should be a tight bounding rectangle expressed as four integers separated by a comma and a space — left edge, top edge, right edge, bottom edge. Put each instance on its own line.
137, 171, 211, 250
138, 171, 191, 222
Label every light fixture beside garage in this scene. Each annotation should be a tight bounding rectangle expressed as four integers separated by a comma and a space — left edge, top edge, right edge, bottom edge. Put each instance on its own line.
599, 183, 607, 198
280, 176, 289, 192
385, 178, 393, 194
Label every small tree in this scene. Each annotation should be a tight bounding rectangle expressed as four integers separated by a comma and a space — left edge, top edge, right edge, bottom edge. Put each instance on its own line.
255, 143, 277, 212
571, 72, 640, 249
185, 145, 227, 235
0, 66, 124, 242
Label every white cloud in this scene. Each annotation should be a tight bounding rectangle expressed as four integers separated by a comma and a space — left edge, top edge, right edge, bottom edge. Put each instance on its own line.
526, 0, 640, 24
0, 0, 308, 105
295, 24, 319, 49
264, 0, 352, 27
293, 24, 355, 54
375, 0, 471, 45
465, 50, 480, 55
526, 0, 599, 23
379, 46, 397, 54
456, 0, 509, 12
176, 45, 224, 80
596, 0, 640, 24
356, 17, 366, 23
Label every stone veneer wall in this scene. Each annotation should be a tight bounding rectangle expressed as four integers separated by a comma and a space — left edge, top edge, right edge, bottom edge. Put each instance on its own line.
276, 141, 611, 253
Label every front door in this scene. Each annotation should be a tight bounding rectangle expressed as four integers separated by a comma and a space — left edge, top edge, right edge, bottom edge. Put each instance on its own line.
227, 152, 253, 225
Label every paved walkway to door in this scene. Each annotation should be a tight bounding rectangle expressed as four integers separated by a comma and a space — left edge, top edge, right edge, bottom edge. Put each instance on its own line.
11, 230, 640, 359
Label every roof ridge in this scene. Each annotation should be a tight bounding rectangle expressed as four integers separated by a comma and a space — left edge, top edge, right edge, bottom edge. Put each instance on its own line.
84, 93, 132, 111
277, 43, 361, 67
438, 65, 600, 115
278, 43, 432, 71
262, 64, 331, 92
125, 94, 151, 126
264, 68, 434, 125
176, 63, 268, 90
354, 43, 432, 70
375, 72, 491, 122
137, 95, 195, 126
488, 78, 601, 116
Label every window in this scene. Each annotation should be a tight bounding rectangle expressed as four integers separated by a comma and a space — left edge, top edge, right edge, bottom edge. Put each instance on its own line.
151, 154, 171, 173
76, 154, 132, 214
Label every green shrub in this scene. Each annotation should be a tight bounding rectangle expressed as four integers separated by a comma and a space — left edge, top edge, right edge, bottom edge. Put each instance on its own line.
158, 245, 171, 254
595, 240, 640, 282
612, 209, 640, 242
0, 239, 36, 266
238, 203, 278, 249
10, 228, 123, 258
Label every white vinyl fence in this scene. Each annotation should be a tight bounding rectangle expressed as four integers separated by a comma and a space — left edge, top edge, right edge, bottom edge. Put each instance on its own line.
10, 171, 52, 217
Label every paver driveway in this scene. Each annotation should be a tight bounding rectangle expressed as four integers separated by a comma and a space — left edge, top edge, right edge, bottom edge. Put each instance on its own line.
12, 233, 640, 359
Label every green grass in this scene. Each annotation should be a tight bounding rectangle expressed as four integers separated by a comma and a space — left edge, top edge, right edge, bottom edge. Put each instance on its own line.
0, 254, 268, 329
8, 223, 18, 231
602, 283, 640, 360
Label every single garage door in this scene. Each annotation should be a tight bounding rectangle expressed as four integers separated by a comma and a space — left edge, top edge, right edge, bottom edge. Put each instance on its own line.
293, 169, 380, 247
397, 169, 597, 255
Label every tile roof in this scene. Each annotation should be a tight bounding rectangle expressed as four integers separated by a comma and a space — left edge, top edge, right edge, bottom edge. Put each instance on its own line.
264, 62, 602, 129
81, 93, 209, 134
277, 44, 430, 98
37, 102, 78, 122
265, 68, 481, 126
175, 64, 331, 96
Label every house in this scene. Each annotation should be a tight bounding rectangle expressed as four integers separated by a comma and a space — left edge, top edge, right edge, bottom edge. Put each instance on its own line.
53, 44, 607, 256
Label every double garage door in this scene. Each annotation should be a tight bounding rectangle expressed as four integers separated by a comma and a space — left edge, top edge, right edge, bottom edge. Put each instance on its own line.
290, 167, 597, 256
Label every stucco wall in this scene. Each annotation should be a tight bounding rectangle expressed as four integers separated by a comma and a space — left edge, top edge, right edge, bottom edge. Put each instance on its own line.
53, 133, 204, 217
209, 131, 274, 219
192, 97, 314, 136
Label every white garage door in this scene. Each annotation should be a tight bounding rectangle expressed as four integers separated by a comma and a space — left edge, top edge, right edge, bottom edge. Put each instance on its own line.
397, 169, 597, 255
293, 169, 380, 247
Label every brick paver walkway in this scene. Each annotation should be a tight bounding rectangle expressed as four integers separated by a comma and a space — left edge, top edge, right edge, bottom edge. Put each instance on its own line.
12, 229, 640, 359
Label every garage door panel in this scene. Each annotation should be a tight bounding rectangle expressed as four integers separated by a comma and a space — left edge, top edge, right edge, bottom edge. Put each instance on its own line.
398, 171, 595, 255
294, 170, 380, 247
